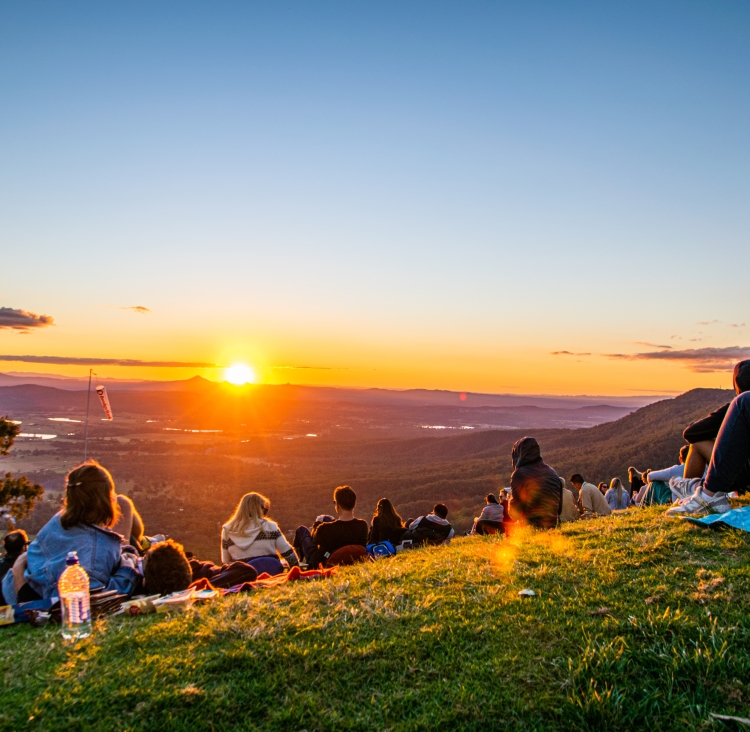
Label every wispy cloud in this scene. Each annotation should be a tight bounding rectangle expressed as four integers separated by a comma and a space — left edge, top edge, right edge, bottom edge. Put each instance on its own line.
0, 355, 217, 367
607, 346, 750, 373
697, 319, 745, 328
0, 308, 54, 332
635, 341, 672, 350
550, 351, 591, 356
120, 306, 150, 314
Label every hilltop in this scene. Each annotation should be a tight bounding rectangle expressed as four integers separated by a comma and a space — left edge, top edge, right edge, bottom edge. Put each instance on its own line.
2, 505, 749, 731
10, 387, 733, 561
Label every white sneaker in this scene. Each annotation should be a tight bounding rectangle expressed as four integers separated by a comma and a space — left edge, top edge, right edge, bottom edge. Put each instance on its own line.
669, 477, 702, 502
665, 487, 731, 517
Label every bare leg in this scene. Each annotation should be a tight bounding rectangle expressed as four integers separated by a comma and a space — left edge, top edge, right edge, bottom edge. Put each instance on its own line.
684, 440, 715, 479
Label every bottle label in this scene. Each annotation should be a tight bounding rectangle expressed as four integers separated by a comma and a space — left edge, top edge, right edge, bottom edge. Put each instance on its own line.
63, 591, 91, 624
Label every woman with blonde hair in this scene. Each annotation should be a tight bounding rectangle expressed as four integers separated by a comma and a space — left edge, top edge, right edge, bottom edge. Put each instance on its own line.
221, 492, 299, 571
604, 477, 632, 511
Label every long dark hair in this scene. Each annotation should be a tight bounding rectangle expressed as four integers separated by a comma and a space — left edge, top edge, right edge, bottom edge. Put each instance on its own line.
372, 498, 403, 530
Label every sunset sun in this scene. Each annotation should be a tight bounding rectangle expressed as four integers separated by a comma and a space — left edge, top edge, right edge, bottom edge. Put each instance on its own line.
224, 363, 257, 385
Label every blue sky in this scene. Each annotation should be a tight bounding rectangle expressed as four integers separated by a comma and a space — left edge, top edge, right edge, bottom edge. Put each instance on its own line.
1, 2, 748, 393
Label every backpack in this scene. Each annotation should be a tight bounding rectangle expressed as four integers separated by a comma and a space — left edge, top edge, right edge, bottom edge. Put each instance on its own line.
366, 541, 396, 559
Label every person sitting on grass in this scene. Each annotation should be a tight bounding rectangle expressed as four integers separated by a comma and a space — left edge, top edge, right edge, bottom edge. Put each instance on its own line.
645, 445, 690, 485
112, 493, 146, 549
680, 360, 750, 481
294, 486, 369, 567
598, 482, 608, 496
559, 479, 580, 523
1, 460, 139, 605
628, 467, 647, 499
570, 474, 611, 518
368, 498, 406, 545
632, 446, 690, 504
143, 539, 259, 594
403, 503, 455, 545
604, 478, 632, 511
471, 494, 505, 535
222, 492, 299, 572
666, 389, 750, 516
508, 437, 562, 529
0, 530, 29, 605
0, 530, 28, 583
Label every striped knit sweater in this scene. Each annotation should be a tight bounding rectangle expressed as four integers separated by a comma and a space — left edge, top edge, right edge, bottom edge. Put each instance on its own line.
221, 519, 299, 566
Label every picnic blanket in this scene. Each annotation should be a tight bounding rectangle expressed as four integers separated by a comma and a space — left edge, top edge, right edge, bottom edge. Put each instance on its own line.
189, 564, 337, 595
681, 505, 750, 531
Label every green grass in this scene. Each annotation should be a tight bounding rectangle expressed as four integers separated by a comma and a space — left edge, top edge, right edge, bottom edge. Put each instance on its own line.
2, 506, 750, 731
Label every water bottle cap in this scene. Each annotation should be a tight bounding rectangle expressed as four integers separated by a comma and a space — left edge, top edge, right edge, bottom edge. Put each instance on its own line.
65, 551, 79, 566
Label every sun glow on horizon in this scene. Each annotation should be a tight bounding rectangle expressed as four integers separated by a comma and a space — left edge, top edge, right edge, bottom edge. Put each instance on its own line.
224, 363, 257, 385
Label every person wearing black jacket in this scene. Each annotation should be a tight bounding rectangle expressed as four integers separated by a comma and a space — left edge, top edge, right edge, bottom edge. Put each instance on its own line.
508, 437, 562, 529
682, 360, 750, 481
402, 504, 454, 545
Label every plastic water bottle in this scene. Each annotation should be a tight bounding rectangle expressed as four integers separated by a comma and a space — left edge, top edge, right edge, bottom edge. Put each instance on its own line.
58, 551, 91, 640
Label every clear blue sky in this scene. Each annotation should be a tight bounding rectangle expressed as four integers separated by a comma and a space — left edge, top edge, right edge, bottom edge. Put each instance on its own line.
1, 2, 748, 393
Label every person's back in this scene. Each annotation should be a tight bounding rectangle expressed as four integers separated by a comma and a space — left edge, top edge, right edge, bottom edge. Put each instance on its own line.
0, 530, 28, 582
578, 481, 612, 517
222, 492, 299, 567
368, 498, 406, 545
111, 494, 145, 546
314, 516, 368, 556
559, 484, 580, 523
478, 502, 504, 523
404, 504, 454, 545
306, 486, 368, 565
509, 437, 562, 529
604, 478, 631, 511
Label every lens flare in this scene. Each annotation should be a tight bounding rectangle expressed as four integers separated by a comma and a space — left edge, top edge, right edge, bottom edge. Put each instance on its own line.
224, 363, 257, 385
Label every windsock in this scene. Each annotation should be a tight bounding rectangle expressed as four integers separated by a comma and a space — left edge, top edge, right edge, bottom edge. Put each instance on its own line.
95, 385, 114, 420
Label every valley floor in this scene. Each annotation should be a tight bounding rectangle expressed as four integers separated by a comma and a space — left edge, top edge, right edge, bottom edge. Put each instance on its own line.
2, 506, 750, 731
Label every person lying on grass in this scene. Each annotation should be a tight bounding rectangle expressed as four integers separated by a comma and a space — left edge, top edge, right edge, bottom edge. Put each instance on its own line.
402, 503, 455, 545
143, 539, 259, 594
222, 492, 299, 571
294, 485, 368, 567
1, 460, 139, 605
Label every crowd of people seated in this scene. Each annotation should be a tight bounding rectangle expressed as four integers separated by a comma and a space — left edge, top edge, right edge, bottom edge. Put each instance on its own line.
2, 360, 749, 607
0, 474, 462, 606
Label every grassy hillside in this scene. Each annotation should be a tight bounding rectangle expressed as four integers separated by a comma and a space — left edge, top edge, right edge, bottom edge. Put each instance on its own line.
2, 505, 750, 731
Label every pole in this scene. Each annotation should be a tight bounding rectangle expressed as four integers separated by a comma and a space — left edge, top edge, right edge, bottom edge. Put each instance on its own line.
83, 368, 93, 461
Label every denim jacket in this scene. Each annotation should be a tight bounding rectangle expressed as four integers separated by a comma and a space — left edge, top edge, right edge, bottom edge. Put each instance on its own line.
1, 513, 139, 603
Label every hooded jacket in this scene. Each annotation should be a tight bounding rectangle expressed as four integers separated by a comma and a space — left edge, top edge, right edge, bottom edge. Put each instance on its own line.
509, 437, 562, 529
